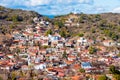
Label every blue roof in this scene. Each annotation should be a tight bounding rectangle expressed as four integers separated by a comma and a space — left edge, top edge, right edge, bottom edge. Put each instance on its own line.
81, 62, 91, 67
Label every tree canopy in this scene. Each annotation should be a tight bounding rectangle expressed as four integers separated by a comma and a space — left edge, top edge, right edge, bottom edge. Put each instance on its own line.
109, 65, 120, 80
45, 29, 53, 36
88, 46, 97, 54
98, 75, 108, 80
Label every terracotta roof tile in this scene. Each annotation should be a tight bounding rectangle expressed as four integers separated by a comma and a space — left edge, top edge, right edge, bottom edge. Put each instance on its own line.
71, 75, 80, 80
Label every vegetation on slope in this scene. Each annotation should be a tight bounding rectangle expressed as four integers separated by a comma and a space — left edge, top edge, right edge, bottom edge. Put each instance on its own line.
53, 13, 120, 42
0, 6, 42, 34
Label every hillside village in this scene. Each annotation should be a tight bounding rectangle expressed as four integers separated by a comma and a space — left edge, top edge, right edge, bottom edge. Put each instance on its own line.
0, 14, 120, 80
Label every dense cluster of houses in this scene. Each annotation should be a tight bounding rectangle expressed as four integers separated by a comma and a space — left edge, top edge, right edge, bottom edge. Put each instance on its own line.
0, 17, 120, 80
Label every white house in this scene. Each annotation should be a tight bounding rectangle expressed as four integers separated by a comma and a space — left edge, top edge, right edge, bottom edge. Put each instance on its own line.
48, 34, 60, 42
103, 40, 116, 47
68, 55, 76, 61
35, 57, 41, 63
34, 63, 46, 70
33, 17, 40, 23
21, 65, 29, 70
77, 37, 88, 46
57, 41, 64, 47
7, 54, 14, 59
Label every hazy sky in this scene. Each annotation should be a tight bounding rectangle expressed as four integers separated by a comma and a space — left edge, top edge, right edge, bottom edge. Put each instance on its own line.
0, 0, 120, 15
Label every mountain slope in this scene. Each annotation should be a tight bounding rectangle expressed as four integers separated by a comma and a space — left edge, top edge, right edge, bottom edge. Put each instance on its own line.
0, 6, 120, 42
0, 6, 43, 43
53, 13, 120, 42
0, 6, 42, 34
